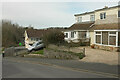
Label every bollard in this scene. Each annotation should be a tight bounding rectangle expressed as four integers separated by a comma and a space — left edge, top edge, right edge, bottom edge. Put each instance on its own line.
83, 48, 85, 56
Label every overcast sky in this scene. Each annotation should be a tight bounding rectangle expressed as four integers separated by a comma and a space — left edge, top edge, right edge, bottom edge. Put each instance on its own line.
2, 1, 119, 29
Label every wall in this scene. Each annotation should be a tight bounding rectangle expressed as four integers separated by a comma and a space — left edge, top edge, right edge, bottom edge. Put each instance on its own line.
4, 47, 27, 57
75, 13, 95, 23
93, 44, 120, 52
24, 31, 29, 48
95, 7, 118, 24
89, 31, 95, 45
24, 30, 38, 48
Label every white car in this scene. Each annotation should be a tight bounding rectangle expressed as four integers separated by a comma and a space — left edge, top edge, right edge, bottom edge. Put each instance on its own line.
28, 40, 45, 52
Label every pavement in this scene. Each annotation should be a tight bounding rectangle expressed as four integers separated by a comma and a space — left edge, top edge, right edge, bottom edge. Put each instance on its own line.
2, 57, 119, 78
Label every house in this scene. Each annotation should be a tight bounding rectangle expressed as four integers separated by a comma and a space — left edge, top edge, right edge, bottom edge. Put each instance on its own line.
24, 29, 45, 48
24, 28, 65, 48
89, 5, 120, 51
63, 5, 120, 51
64, 11, 95, 43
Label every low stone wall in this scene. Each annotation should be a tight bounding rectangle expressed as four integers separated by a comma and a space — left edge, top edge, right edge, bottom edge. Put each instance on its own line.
24, 54, 45, 58
92, 44, 120, 52
4, 47, 28, 57
48, 44, 85, 54
43, 48, 84, 60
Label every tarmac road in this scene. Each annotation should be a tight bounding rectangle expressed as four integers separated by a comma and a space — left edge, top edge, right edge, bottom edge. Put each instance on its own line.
2, 57, 119, 78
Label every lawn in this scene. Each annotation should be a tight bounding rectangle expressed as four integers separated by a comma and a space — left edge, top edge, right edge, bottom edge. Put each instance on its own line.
31, 49, 44, 55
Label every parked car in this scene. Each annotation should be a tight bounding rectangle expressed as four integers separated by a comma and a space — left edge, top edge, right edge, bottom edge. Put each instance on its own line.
28, 40, 45, 52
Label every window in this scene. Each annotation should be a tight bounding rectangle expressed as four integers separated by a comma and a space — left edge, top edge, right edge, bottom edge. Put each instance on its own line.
79, 31, 86, 39
109, 32, 116, 45
96, 35, 101, 44
109, 36, 116, 45
71, 32, 75, 38
65, 33, 68, 38
95, 32, 101, 44
95, 31, 117, 46
77, 17, 82, 22
100, 12, 106, 19
90, 15, 95, 21
31, 38, 33, 41
102, 32, 108, 45
118, 11, 120, 17
118, 32, 120, 46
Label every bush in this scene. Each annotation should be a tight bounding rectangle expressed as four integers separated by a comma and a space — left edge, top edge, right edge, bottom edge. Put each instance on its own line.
91, 44, 95, 48
42, 30, 65, 47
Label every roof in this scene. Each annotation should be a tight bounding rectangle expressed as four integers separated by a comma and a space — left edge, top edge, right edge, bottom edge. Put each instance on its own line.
89, 23, 120, 30
74, 11, 94, 16
26, 29, 46, 38
65, 21, 95, 31
95, 5, 120, 12
26, 28, 66, 38
74, 5, 120, 16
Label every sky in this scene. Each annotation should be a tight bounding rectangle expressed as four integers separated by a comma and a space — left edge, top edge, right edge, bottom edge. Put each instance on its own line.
2, 1, 119, 29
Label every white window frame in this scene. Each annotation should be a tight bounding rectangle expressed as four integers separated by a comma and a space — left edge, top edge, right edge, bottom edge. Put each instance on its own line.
90, 15, 95, 21
94, 31, 102, 44
94, 30, 120, 47
108, 32, 117, 46
78, 17, 82, 22
65, 33, 68, 38
100, 12, 106, 20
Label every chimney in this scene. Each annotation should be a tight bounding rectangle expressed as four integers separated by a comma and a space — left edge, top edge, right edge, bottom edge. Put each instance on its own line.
104, 6, 108, 8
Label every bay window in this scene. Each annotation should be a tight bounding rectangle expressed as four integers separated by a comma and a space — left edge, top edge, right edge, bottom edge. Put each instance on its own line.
95, 31, 119, 47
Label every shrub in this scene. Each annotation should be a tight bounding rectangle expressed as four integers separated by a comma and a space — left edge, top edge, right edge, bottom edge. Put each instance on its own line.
91, 44, 95, 48
42, 30, 65, 47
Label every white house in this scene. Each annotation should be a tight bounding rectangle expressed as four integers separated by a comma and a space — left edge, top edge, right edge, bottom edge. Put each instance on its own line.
63, 5, 120, 51
64, 11, 95, 43
24, 29, 45, 48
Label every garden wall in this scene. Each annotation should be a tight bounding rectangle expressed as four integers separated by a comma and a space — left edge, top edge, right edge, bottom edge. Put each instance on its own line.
44, 48, 84, 60
4, 47, 28, 57
91, 44, 120, 52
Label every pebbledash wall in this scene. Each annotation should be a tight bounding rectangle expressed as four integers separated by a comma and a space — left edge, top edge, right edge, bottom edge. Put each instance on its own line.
89, 6, 120, 51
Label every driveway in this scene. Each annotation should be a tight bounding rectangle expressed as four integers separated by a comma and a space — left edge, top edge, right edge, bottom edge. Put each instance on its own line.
48, 45, 118, 65
80, 47, 118, 65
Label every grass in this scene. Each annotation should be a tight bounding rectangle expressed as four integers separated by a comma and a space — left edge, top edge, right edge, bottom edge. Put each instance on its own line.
31, 49, 44, 55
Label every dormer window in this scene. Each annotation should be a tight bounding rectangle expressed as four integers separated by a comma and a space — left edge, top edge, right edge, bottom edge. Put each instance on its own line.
90, 15, 95, 21
100, 12, 106, 19
77, 17, 82, 22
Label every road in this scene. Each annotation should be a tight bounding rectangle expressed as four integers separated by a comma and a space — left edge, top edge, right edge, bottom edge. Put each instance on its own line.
2, 57, 118, 78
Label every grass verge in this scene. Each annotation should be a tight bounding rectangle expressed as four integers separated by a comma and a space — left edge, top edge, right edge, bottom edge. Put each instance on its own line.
31, 49, 44, 55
